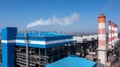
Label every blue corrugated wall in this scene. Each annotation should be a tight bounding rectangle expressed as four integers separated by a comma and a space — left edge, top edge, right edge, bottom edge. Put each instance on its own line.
1, 27, 17, 67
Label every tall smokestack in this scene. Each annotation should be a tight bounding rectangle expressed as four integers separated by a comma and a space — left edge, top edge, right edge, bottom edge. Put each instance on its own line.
114, 24, 118, 43
116, 24, 118, 42
111, 22, 115, 46
108, 21, 118, 48
108, 21, 112, 45
98, 14, 106, 65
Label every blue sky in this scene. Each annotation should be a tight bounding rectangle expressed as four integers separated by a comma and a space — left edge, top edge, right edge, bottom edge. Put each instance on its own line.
0, 0, 120, 33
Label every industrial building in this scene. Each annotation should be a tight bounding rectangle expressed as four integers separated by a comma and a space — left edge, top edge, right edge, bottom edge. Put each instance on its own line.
73, 35, 98, 60
1, 27, 74, 67
0, 27, 100, 67
45, 55, 97, 67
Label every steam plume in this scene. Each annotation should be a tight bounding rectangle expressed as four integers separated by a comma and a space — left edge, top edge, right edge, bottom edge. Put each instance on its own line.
26, 13, 79, 28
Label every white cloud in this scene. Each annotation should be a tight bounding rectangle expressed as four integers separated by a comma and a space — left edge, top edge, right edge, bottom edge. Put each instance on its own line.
26, 13, 79, 28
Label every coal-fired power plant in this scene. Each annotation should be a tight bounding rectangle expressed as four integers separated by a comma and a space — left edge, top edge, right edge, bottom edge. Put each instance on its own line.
98, 14, 107, 65
0, 13, 119, 67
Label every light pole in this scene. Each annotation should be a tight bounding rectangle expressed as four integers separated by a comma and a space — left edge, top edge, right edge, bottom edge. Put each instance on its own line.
25, 30, 29, 67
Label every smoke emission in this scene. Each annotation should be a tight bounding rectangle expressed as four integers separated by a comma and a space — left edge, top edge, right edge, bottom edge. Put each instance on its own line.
26, 13, 79, 28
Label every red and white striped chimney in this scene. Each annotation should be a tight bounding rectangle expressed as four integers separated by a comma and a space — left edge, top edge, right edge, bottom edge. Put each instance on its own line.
116, 24, 118, 41
114, 23, 118, 43
108, 21, 112, 45
98, 14, 106, 64
108, 21, 118, 47
111, 22, 115, 46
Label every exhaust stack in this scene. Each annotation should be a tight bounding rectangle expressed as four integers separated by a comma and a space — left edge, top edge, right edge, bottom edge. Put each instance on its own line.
108, 21, 112, 45
98, 14, 107, 65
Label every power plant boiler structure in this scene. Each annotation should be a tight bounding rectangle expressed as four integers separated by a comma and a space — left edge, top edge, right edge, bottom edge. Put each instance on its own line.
1, 27, 74, 67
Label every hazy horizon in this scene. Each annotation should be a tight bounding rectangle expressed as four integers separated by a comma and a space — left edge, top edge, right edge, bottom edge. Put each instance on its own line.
0, 0, 120, 33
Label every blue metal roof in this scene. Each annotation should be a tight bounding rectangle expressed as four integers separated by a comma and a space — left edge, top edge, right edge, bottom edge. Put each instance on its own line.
16, 32, 67, 37
45, 56, 97, 67
16, 32, 73, 48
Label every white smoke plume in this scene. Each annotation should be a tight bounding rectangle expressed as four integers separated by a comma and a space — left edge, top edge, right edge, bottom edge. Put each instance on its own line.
26, 13, 79, 28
